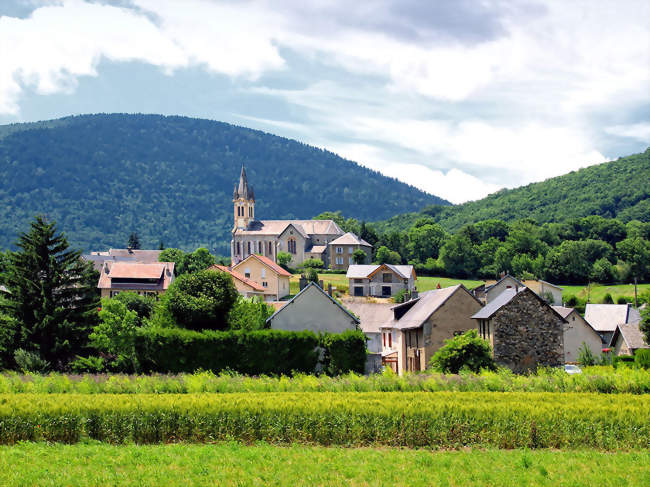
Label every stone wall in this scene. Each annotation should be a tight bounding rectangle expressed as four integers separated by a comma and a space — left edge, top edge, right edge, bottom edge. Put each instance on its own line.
492, 289, 564, 372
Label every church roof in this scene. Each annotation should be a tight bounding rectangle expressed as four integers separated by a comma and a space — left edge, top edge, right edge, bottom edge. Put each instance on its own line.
234, 219, 343, 237
233, 165, 254, 201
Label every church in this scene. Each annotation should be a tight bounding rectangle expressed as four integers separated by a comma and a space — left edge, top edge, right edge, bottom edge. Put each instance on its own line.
230, 166, 344, 267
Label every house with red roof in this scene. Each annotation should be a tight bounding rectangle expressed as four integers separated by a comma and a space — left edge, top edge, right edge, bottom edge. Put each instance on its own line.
231, 253, 292, 301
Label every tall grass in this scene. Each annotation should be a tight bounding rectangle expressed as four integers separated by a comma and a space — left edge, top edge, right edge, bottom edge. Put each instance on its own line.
0, 392, 647, 449
1, 366, 648, 394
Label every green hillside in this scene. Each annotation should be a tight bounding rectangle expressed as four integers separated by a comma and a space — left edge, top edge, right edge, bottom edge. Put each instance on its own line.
375, 149, 650, 233
0, 114, 447, 253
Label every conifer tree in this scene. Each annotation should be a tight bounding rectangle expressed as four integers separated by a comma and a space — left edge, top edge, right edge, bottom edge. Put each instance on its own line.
128, 232, 141, 250
0, 216, 99, 369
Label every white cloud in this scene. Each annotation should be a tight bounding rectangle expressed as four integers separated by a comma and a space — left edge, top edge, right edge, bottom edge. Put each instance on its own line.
605, 123, 650, 143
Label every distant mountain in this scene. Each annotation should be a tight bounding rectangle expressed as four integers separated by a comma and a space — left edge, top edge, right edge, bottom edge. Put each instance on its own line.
374, 149, 650, 233
0, 114, 448, 253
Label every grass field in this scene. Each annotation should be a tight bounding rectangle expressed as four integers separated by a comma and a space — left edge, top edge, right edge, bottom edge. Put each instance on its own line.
560, 282, 650, 303
1, 442, 648, 487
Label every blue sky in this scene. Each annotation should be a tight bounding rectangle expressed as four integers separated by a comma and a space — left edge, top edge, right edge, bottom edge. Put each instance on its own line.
1, 0, 649, 203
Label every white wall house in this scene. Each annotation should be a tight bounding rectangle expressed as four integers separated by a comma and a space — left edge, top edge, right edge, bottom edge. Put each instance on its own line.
553, 306, 603, 363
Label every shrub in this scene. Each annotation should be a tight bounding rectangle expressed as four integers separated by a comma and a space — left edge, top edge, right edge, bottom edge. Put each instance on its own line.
392, 289, 408, 304
276, 252, 292, 269
577, 342, 597, 366
429, 330, 495, 374
90, 299, 140, 373
602, 293, 614, 304
227, 297, 274, 331
564, 295, 578, 307
69, 356, 106, 373
321, 330, 367, 375
113, 292, 155, 320
13, 349, 50, 373
302, 258, 324, 269
304, 268, 319, 284
617, 296, 630, 304
635, 349, 650, 370
165, 269, 239, 331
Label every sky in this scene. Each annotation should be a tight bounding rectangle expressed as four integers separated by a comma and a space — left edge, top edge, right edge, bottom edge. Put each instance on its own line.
1, 0, 649, 204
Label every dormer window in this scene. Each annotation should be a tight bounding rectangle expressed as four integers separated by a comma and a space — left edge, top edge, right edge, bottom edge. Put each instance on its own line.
244, 268, 251, 278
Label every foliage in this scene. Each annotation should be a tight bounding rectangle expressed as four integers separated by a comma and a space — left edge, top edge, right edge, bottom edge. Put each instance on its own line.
165, 269, 239, 331
375, 246, 401, 265
0, 114, 443, 253
392, 288, 408, 303
0, 216, 99, 369
635, 349, 650, 370
601, 293, 614, 304
276, 252, 292, 269
89, 299, 140, 373
301, 258, 323, 269
352, 249, 367, 264
69, 355, 106, 373
227, 297, 274, 331
641, 306, 650, 345
113, 292, 155, 322
12, 349, 50, 373
577, 343, 597, 366
158, 247, 215, 276
320, 330, 367, 375
127, 232, 140, 250
429, 330, 496, 374
304, 267, 319, 284
0, 391, 648, 449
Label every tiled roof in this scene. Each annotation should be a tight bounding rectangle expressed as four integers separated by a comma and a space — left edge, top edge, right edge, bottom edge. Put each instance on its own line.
210, 265, 265, 292
234, 254, 292, 277
329, 232, 372, 247
611, 322, 649, 350
346, 264, 414, 279
584, 304, 641, 332
234, 219, 343, 237
98, 261, 174, 291
109, 262, 166, 279
342, 300, 394, 333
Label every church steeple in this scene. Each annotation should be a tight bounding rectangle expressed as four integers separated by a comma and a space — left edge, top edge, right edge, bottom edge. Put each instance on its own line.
233, 165, 255, 230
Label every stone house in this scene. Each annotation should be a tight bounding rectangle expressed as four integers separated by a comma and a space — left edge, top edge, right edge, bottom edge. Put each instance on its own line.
328, 233, 373, 270
346, 264, 416, 298
231, 253, 292, 301
472, 287, 566, 372
379, 285, 483, 375
230, 167, 344, 268
609, 322, 649, 356
552, 306, 603, 363
97, 261, 175, 299
484, 275, 563, 305
584, 304, 641, 345
210, 264, 267, 299
266, 282, 359, 334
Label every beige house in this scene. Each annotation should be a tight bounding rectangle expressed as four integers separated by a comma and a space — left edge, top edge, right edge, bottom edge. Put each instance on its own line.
347, 264, 416, 298
97, 261, 175, 298
380, 285, 483, 375
552, 306, 603, 363
584, 304, 641, 345
210, 265, 267, 299
266, 282, 359, 334
230, 167, 344, 268
484, 275, 563, 305
231, 253, 292, 301
328, 233, 373, 270
610, 322, 649, 356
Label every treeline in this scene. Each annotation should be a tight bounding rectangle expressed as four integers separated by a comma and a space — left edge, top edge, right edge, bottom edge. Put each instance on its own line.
0, 216, 365, 374
317, 212, 650, 283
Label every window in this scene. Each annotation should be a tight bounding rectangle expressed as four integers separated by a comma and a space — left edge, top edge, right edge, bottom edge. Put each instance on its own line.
382, 273, 392, 283
288, 237, 297, 254
268, 241, 273, 256
262, 281, 268, 288
388, 333, 392, 347
354, 279, 362, 284
258, 241, 262, 254
244, 268, 251, 278
236, 242, 241, 255
348, 247, 353, 254
383, 333, 386, 347
261, 268, 266, 279
336, 256, 343, 265
336, 247, 343, 254
247, 241, 251, 255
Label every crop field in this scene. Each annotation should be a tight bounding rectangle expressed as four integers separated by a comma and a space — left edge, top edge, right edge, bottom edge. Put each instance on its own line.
1, 392, 648, 449
2, 366, 649, 394
1, 442, 648, 487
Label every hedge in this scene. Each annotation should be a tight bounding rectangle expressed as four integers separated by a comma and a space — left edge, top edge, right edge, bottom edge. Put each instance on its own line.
0, 392, 648, 449
134, 328, 366, 375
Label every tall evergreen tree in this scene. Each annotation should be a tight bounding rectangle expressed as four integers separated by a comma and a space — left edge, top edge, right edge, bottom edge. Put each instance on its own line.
128, 232, 141, 250
0, 216, 99, 369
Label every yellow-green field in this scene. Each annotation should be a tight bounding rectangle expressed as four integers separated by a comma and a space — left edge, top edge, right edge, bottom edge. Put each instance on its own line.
559, 282, 650, 303
1, 443, 648, 487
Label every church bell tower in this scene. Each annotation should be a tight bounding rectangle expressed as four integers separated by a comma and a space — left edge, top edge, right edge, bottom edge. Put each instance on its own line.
233, 165, 255, 230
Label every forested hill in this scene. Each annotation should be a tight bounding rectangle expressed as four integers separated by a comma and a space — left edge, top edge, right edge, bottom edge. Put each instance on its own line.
375, 149, 650, 233
0, 114, 447, 253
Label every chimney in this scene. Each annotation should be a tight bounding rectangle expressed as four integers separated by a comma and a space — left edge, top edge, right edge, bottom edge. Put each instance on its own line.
327, 283, 333, 296
299, 276, 307, 291
412, 289, 418, 299
318, 279, 324, 289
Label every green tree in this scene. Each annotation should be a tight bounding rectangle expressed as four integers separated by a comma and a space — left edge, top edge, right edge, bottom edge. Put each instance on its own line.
165, 269, 238, 331
616, 237, 650, 280
359, 221, 379, 247
439, 235, 479, 278
352, 249, 367, 265
113, 292, 155, 322
429, 330, 496, 374
591, 258, 616, 283
184, 248, 216, 274
640, 307, 650, 345
0, 216, 99, 369
276, 251, 292, 269
128, 232, 141, 249
304, 267, 319, 284
375, 246, 401, 265
227, 297, 274, 330
302, 258, 324, 269
407, 223, 448, 262
89, 298, 140, 372
159, 248, 187, 276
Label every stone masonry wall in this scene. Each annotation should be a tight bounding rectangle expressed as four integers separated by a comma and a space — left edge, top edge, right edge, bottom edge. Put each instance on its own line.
492, 290, 564, 372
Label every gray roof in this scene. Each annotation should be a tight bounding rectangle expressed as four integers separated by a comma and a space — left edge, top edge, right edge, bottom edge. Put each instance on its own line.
551, 306, 575, 319
91, 249, 163, 263
584, 304, 641, 332
610, 322, 649, 350
381, 285, 470, 330
485, 274, 524, 292
472, 287, 525, 319
342, 300, 394, 333
329, 232, 372, 247
234, 219, 343, 237
346, 264, 413, 279
266, 282, 359, 325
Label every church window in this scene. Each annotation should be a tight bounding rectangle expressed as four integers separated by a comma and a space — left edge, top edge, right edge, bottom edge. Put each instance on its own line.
288, 237, 296, 254
258, 241, 262, 254
268, 241, 273, 256
236, 242, 240, 255
247, 241, 251, 255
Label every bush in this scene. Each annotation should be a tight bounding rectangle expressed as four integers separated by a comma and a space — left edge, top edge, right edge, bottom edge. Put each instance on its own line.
165, 269, 239, 331
276, 252, 292, 269
577, 343, 597, 366
302, 258, 324, 269
113, 292, 155, 321
635, 349, 650, 370
13, 349, 50, 373
564, 295, 578, 307
429, 330, 495, 374
227, 297, 274, 331
321, 330, 367, 375
392, 288, 408, 304
617, 296, 630, 304
602, 293, 614, 304
69, 356, 106, 373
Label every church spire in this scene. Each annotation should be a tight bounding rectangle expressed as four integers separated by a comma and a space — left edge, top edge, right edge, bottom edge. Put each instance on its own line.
237, 165, 254, 201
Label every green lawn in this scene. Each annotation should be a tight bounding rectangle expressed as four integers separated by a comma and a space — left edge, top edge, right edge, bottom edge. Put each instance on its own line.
0, 442, 647, 487
560, 282, 650, 303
